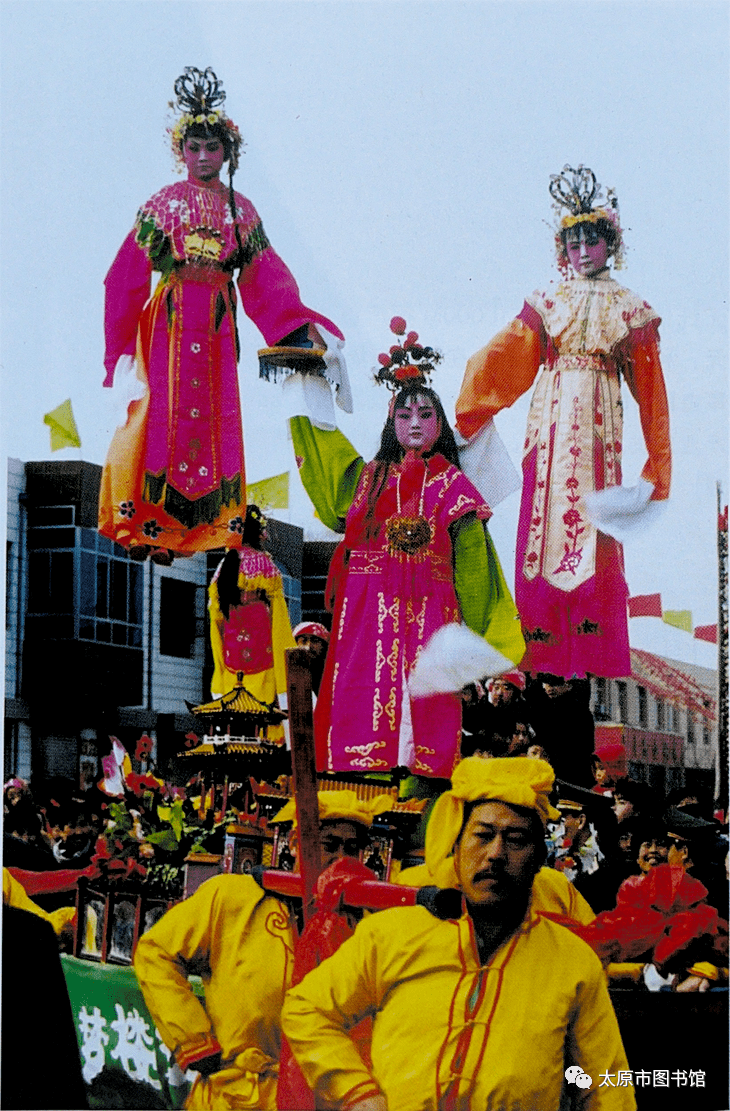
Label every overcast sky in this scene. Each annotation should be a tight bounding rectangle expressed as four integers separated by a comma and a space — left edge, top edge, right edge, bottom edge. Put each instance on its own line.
1, 0, 727, 668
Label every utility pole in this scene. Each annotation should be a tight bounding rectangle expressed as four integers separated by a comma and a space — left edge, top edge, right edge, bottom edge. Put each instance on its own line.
717, 483, 728, 810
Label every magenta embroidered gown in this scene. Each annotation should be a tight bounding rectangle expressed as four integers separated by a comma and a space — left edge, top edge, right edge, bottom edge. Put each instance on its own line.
315, 452, 510, 778
99, 179, 342, 553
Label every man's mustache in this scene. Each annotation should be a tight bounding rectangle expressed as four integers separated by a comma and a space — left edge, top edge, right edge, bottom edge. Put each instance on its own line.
473, 868, 505, 883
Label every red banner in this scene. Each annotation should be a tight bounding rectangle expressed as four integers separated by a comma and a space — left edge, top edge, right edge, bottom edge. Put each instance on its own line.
628, 593, 662, 618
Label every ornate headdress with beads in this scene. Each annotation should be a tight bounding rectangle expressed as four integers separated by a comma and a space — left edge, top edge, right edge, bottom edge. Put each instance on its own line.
374, 317, 443, 391
169, 67, 243, 175
550, 164, 624, 271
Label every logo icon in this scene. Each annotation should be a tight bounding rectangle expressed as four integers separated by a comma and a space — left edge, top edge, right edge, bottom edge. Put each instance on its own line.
565, 1066, 592, 1089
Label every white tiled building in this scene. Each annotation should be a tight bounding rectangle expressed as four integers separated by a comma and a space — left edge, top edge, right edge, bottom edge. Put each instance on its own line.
590, 649, 719, 799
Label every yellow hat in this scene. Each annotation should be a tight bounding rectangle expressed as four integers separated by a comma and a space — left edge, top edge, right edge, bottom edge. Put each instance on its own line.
425, 757, 560, 888
273, 789, 393, 830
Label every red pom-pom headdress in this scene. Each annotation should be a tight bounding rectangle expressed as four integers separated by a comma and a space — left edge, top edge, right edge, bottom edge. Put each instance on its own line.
374, 316, 443, 391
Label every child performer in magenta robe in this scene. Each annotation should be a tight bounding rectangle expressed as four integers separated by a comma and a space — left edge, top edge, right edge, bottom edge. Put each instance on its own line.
99, 67, 344, 561
456, 165, 671, 679
287, 320, 525, 780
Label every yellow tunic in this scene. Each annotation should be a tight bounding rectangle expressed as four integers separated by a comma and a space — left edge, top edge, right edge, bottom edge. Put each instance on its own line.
282, 903, 635, 1111
133, 874, 294, 1110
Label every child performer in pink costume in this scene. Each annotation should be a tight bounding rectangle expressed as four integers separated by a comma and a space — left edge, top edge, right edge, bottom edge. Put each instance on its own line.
99, 68, 343, 560
456, 166, 671, 679
289, 321, 525, 780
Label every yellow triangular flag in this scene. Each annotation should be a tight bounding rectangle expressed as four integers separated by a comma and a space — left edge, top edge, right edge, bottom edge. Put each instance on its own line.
247, 472, 289, 511
662, 610, 693, 633
43, 399, 81, 451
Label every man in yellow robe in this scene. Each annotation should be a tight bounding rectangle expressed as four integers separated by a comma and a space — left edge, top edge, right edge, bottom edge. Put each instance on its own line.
282, 758, 636, 1110
133, 790, 387, 1110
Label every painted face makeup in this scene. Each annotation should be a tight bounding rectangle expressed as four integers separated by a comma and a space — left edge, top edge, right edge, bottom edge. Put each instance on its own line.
183, 136, 226, 183
565, 223, 610, 277
393, 395, 441, 455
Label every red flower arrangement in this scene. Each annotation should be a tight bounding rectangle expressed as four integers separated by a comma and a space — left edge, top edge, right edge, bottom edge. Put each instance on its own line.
135, 734, 154, 760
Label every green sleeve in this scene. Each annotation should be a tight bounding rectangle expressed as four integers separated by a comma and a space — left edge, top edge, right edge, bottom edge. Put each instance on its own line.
289, 416, 365, 533
453, 517, 526, 666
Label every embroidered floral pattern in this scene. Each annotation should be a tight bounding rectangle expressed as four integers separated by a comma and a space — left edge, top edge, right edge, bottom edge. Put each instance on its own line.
554, 396, 586, 576
377, 593, 400, 635
119, 501, 136, 519
142, 519, 163, 539
406, 597, 427, 640
372, 687, 397, 732
575, 618, 600, 635
345, 739, 387, 757
524, 627, 556, 644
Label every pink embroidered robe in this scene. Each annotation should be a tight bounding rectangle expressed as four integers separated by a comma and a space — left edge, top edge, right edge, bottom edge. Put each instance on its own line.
314, 454, 492, 779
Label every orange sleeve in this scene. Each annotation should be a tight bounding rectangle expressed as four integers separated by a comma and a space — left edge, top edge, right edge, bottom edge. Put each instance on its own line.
455, 317, 544, 440
620, 322, 671, 501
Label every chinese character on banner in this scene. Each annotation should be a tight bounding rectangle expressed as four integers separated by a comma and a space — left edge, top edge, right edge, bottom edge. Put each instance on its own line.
598, 1072, 616, 1087
616, 1071, 633, 1087
77, 1006, 109, 1083
109, 1005, 162, 1090
634, 1070, 652, 1087
689, 1070, 706, 1088
653, 1071, 670, 1088
671, 1070, 688, 1086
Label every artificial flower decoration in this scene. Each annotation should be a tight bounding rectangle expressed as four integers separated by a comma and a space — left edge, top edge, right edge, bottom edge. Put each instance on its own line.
374, 317, 442, 390
135, 733, 154, 760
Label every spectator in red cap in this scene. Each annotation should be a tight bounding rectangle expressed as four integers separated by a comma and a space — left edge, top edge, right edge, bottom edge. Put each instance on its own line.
591, 740, 625, 796
293, 622, 330, 695
486, 671, 525, 707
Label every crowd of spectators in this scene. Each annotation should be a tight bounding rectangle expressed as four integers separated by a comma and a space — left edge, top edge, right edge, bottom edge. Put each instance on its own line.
458, 670, 728, 936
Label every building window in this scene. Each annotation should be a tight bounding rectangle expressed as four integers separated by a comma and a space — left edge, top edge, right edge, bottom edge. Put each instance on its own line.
627, 761, 646, 783
702, 719, 711, 746
278, 566, 302, 629
78, 529, 143, 647
668, 704, 679, 732
686, 713, 695, 745
26, 510, 143, 647
27, 507, 78, 641
616, 681, 628, 722
637, 685, 648, 727
159, 578, 198, 658
656, 699, 665, 730
593, 677, 611, 721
